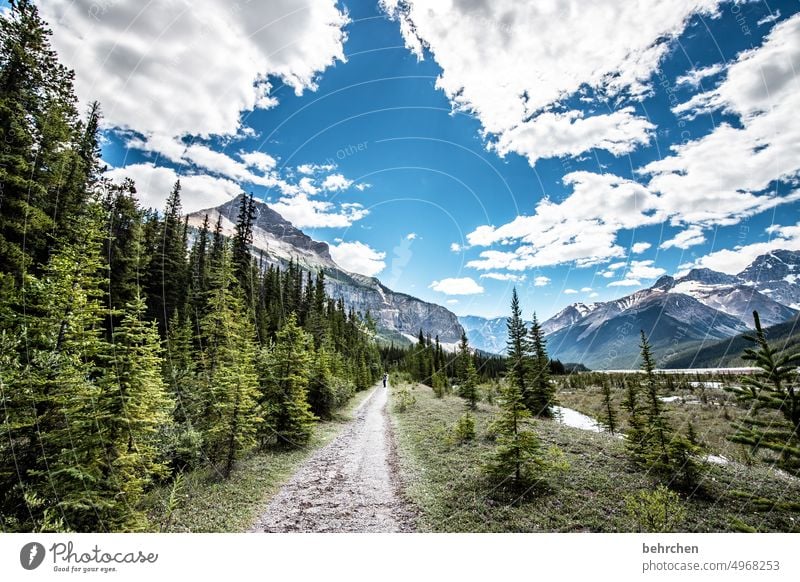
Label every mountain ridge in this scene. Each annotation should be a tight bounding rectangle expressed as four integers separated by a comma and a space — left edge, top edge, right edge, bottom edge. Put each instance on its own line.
188, 194, 465, 345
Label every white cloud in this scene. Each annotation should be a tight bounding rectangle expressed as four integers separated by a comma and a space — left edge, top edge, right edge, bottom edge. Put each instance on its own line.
674, 63, 724, 88
43, 0, 349, 138
480, 272, 526, 282
104, 163, 243, 213
450, 242, 463, 253
631, 242, 652, 254
321, 173, 354, 191
240, 151, 277, 173
406, 233, 418, 240
490, 107, 654, 166
589, 292, 600, 298
354, 183, 371, 192
466, 172, 661, 270
644, 14, 800, 228
329, 241, 386, 277
464, 15, 800, 274
382, 0, 720, 166
659, 225, 706, 250
429, 277, 484, 296
580, 287, 593, 292
297, 163, 336, 175
677, 222, 800, 275
564, 289, 578, 294
269, 194, 368, 229
625, 260, 666, 280
608, 279, 642, 287
533, 276, 551, 287
757, 10, 781, 27
445, 299, 459, 305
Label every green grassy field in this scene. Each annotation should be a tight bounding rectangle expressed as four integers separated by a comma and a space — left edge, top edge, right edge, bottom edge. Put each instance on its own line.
389, 381, 800, 532
146, 388, 374, 532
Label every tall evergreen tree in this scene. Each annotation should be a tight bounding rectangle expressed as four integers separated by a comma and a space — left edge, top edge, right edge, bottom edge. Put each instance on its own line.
527, 313, 556, 418
198, 243, 261, 477
261, 313, 317, 448
456, 332, 478, 410
726, 311, 800, 474
506, 288, 530, 407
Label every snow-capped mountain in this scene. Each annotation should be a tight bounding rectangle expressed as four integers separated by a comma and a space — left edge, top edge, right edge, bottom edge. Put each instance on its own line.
540, 251, 800, 368
187, 195, 464, 344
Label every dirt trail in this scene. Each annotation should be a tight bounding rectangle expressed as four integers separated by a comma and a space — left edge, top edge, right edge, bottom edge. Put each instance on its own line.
249, 382, 415, 532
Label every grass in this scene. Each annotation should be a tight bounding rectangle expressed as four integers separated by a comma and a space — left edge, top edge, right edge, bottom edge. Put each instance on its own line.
146, 387, 374, 532
389, 381, 800, 532
555, 376, 783, 463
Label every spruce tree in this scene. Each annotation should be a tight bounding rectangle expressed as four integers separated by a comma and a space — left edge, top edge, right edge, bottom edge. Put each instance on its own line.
599, 380, 617, 435
262, 313, 317, 448
506, 288, 530, 406
198, 243, 261, 477
456, 332, 478, 410
97, 293, 175, 530
726, 311, 800, 474
527, 313, 556, 417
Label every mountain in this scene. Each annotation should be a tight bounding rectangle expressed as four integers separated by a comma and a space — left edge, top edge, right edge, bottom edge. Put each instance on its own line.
663, 315, 800, 369
544, 283, 748, 369
458, 315, 513, 355
539, 250, 800, 369
187, 195, 464, 345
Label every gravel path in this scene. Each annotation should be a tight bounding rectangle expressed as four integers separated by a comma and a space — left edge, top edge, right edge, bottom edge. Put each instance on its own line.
249, 382, 416, 532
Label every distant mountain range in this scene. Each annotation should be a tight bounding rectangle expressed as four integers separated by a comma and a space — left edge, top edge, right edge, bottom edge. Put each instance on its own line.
187, 195, 464, 345
460, 250, 800, 369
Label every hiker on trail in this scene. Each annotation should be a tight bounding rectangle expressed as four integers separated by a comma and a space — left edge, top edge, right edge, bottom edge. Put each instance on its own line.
383, 372, 388, 388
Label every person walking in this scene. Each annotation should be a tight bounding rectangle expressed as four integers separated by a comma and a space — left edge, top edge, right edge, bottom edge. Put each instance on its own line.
382, 372, 388, 388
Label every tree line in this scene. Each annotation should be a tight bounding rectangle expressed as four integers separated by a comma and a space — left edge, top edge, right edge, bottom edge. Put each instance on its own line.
0, 1, 381, 532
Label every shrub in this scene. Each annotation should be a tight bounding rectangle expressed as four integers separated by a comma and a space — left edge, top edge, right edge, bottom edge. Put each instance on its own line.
453, 412, 476, 442
395, 386, 417, 412
625, 485, 686, 532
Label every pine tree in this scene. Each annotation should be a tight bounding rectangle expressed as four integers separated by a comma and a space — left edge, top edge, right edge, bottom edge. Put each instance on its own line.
198, 243, 261, 477
97, 293, 175, 530
527, 313, 556, 417
146, 181, 188, 335
506, 288, 530, 406
262, 313, 317, 448
622, 376, 648, 464
726, 310, 800, 474
456, 332, 478, 410
0, 0, 79, 279
599, 380, 617, 435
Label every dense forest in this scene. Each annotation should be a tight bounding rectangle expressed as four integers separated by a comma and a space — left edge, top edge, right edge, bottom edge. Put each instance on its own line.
0, 1, 383, 532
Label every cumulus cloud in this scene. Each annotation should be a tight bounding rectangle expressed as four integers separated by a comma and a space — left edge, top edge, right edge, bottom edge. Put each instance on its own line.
406, 233, 418, 240
580, 287, 593, 292
329, 241, 386, 277
466, 172, 661, 270
429, 277, 485, 296
269, 194, 368, 229
677, 222, 800, 275
659, 225, 707, 250
564, 289, 578, 294
463, 14, 800, 274
297, 163, 337, 175
321, 173, 354, 191
631, 242, 652, 254
42, 0, 349, 137
608, 279, 642, 287
533, 276, 551, 287
450, 242, 463, 253
382, 0, 720, 166
104, 162, 242, 213
480, 272, 526, 282
491, 107, 654, 166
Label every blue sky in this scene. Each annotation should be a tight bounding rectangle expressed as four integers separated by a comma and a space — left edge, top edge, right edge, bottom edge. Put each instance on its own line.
34, 0, 800, 319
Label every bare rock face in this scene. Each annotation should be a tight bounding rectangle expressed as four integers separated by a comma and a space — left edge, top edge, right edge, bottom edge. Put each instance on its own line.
188, 195, 464, 345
